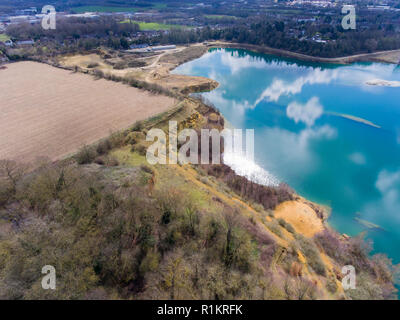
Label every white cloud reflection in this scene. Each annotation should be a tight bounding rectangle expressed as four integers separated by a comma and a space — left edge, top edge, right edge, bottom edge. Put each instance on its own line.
363, 168, 400, 223
286, 97, 323, 127
259, 124, 337, 177
220, 51, 270, 74
349, 152, 367, 165
253, 62, 398, 105
255, 68, 338, 103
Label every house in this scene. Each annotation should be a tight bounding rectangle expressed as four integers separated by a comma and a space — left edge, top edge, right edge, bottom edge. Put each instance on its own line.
16, 8, 37, 15
10, 15, 30, 23
0, 16, 11, 23
151, 45, 176, 51
65, 13, 100, 19
129, 44, 149, 50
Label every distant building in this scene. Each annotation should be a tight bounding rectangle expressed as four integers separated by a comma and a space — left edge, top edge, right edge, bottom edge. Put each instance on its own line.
127, 44, 176, 53
367, 5, 390, 11
65, 12, 100, 19
129, 44, 149, 49
10, 15, 30, 23
151, 45, 176, 51
0, 16, 10, 23
16, 8, 37, 15
16, 40, 34, 46
298, 18, 316, 23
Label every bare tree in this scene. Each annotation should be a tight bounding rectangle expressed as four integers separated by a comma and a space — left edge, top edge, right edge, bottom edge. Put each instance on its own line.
223, 208, 240, 267
0, 160, 26, 194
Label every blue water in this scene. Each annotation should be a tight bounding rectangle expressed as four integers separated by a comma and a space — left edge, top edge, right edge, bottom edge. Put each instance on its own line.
173, 48, 400, 263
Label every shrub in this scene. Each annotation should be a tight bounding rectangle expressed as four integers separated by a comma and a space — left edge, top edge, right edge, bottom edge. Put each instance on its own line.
139, 250, 160, 275
93, 69, 104, 79
326, 276, 338, 294
87, 62, 99, 68
314, 229, 373, 274
125, 134, 137, 145
96, 139, 112, 155
139, 171, 151, 186
200, 176, 211, 186
155, 188, 183, 225
277, 218, 295, 234
252, 203, 264, 213
0, 160, 25, 194
104, 156, 119, 167
294, 234, 326, 276
94, 156, 105, 165
205, 164, 294, 210
127, 60, 146, 68
75, 145, 96, 164
108, 132, 125, 149
113, 61, 127, 70
126, 131, 145, 145
132, 144, 147, 156
284, 223, 295, 234
0, 181, 12, 207
347, 272, 384, 300
181, 202, 200, 237
131, 121, 143, 132
266, 220, 283, 237
140, 164, 154, 175
205, 218, 222, 247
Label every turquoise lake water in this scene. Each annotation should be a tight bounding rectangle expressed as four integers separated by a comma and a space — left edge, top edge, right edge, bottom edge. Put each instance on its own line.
173, 48, 400, 263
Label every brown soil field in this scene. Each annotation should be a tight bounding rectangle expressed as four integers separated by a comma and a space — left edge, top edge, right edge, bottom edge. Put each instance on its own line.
0, 61, 176, 163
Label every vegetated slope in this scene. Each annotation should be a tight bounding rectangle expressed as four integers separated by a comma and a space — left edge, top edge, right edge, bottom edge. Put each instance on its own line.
0, 61, 176, 163
0, 99, 397, 300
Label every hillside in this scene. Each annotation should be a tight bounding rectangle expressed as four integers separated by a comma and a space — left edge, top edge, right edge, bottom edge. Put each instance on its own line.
0, 97, 397, 300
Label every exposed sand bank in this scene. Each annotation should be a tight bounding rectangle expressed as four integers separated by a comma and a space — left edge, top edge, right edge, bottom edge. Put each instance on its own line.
366, 79, 400, 87
274, 200, 325, 237
326, 112, 381, 129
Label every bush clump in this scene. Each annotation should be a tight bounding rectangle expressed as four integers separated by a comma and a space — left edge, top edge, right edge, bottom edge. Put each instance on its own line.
96, 139, 112, 155
131, 144, 147, 156
265, 220, 283, 237
293, 234, 326, 277
277, 218, 295, 234
140, 164, 154, 175
76, 145, 97, 164
87, 62, 99, 68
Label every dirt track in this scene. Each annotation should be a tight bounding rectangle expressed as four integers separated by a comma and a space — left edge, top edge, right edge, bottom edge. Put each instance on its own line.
0, 61, 176, 163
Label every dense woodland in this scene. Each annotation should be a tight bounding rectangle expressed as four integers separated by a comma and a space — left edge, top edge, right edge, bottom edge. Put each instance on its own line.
5, 17, 139, 51
152, 24, 400, 57
4, 12, 400, 58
